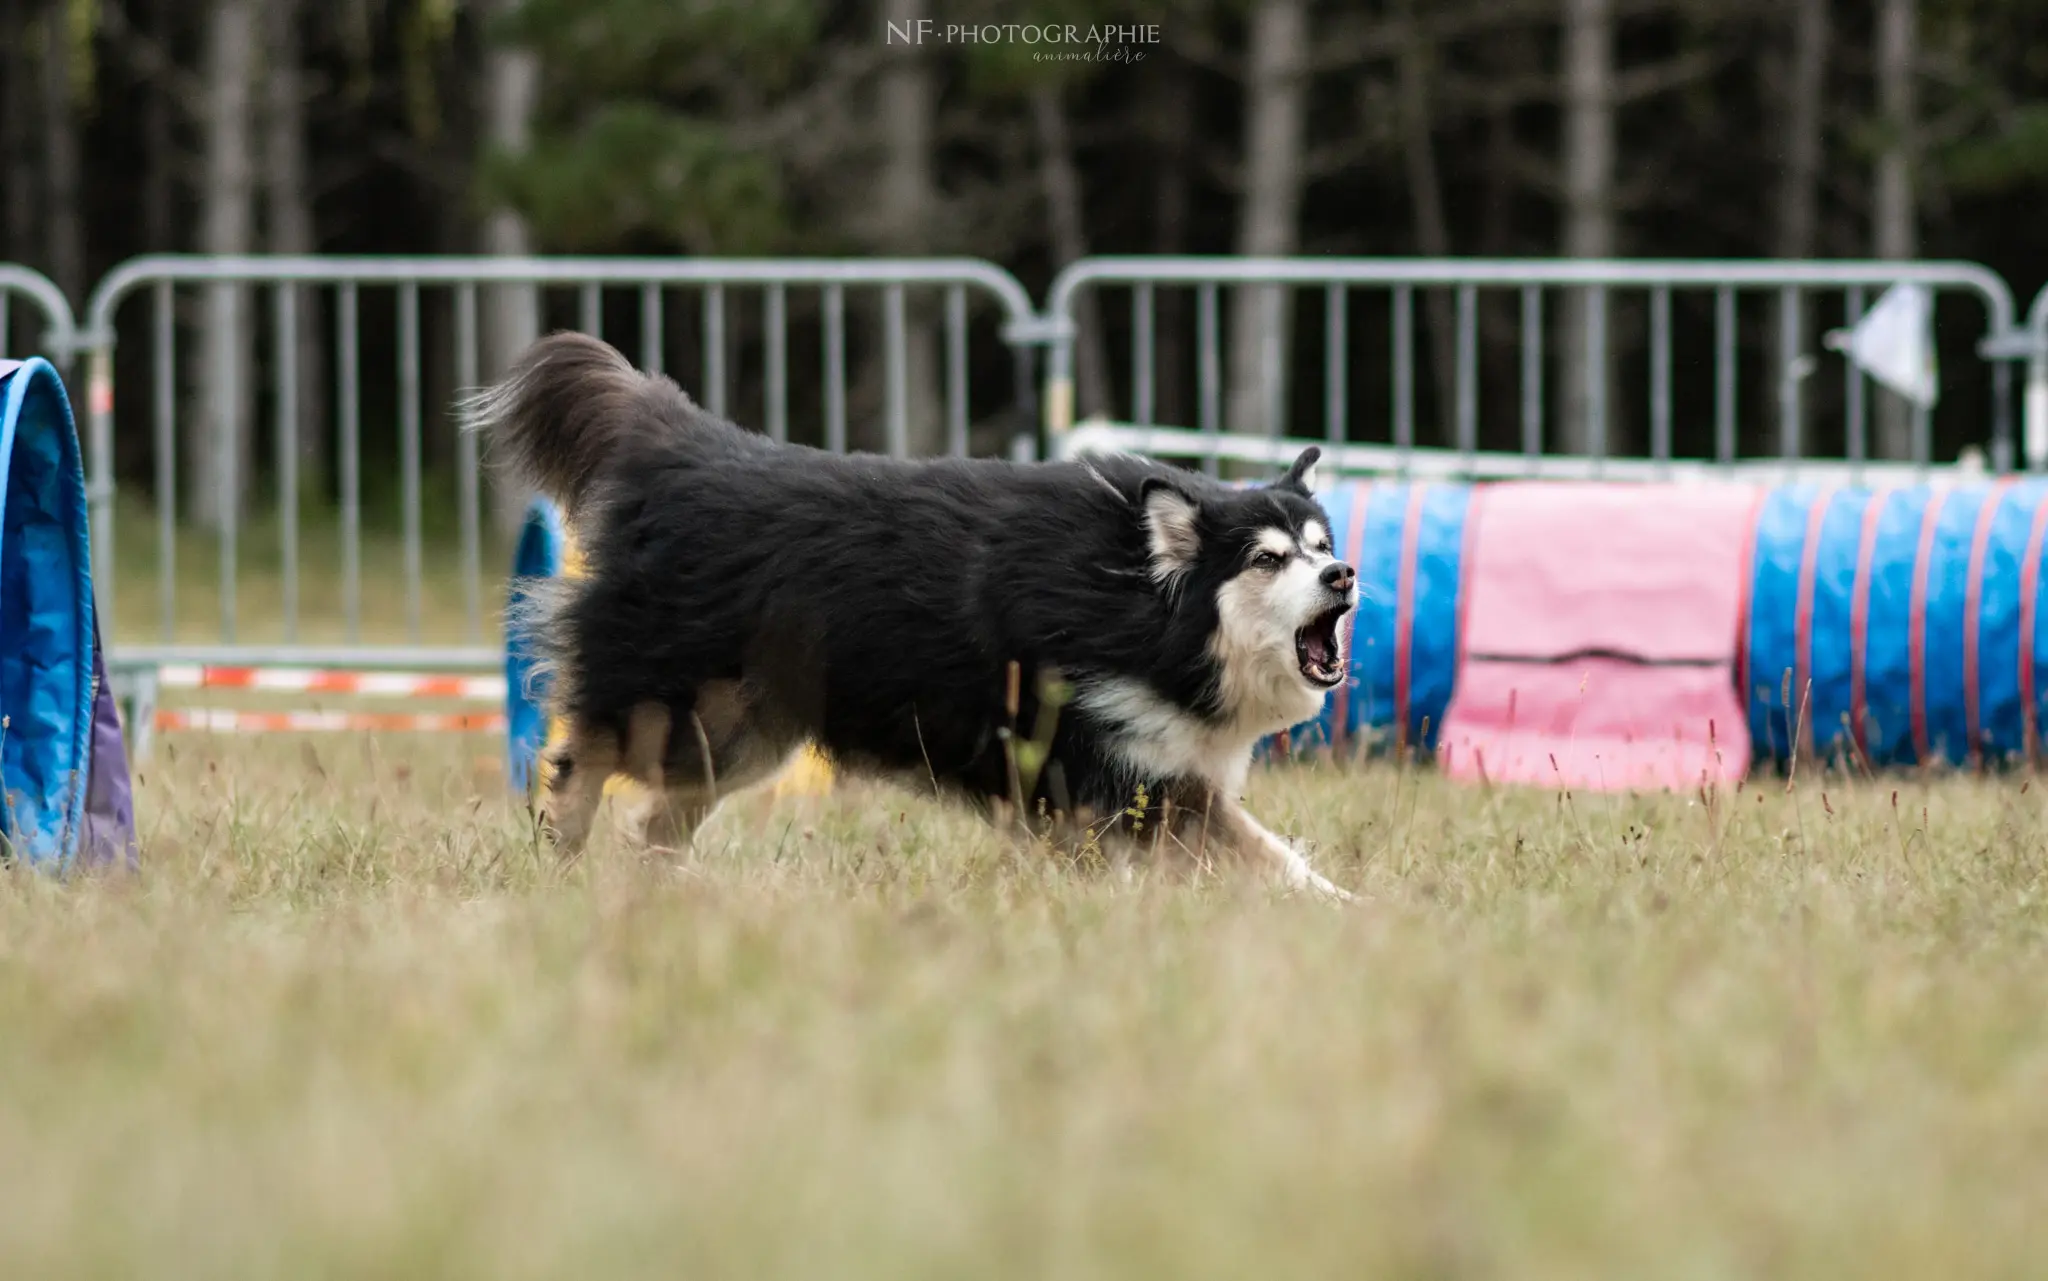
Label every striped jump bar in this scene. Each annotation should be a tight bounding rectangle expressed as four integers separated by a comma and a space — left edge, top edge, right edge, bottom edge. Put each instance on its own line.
151, 664, 510, 735
157, 665, 507, 701
155, 709, 507, 734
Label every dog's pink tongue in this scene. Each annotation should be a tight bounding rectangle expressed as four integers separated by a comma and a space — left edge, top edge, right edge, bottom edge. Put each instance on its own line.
1304, 629, 1332, 669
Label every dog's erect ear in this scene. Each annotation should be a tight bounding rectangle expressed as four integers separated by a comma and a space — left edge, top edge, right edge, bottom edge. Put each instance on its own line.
1139, 477, 1202, 586
1278, 446, 1321, 494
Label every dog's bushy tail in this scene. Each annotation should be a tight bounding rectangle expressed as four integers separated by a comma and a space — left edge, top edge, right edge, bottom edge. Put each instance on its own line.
460, 331, 671, 514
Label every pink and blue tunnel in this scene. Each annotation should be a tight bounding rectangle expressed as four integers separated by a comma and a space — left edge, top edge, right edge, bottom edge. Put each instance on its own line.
1261, 476, 2048, 775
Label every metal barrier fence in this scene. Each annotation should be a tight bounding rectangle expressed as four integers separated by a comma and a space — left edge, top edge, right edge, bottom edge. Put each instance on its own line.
1041, 258, 2021, 483
78, 256, 1043, 671
0, 264, 76, 360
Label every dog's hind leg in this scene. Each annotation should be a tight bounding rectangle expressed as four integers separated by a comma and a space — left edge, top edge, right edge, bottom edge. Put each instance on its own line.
538, 723, 617, 861
636, 789, 718, 855
627, 685, 802, 857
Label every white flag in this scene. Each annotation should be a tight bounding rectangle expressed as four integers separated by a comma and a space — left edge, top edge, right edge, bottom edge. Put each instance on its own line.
1825, 282, 1939, 409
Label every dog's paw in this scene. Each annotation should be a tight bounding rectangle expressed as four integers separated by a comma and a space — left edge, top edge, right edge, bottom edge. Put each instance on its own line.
1276, 839, 1359, 904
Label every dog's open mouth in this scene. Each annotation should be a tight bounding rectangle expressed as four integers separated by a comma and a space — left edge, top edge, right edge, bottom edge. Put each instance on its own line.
1294, 605, 1349, 688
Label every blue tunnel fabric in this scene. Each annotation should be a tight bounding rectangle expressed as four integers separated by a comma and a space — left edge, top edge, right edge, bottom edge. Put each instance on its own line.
1742, 481, 2048, 771
0, 357, 98, 865
1404, 484, 1471, 751
1862, 489, 1925, 768
1743, 484, 1812, 762
1265, 480, 1471, 761
506, 496, 568, 795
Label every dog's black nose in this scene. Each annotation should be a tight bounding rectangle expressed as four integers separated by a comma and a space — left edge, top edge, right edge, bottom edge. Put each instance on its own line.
1320, 561, 1356, 593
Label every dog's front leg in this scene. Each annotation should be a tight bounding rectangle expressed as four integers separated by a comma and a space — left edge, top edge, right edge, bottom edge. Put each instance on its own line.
1191, 791, 1356, 902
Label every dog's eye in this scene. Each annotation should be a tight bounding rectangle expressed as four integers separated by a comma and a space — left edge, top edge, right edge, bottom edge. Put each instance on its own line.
1252, 550, 1284, 570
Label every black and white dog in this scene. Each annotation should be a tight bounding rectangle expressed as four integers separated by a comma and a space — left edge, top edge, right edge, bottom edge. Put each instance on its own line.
467, 332, 1358, 898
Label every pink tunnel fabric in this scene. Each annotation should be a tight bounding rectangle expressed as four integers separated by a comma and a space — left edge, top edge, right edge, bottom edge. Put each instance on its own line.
1438, 481, 1761, 793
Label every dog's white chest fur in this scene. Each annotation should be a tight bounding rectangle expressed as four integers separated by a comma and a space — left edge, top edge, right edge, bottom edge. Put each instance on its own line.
1072, 675, 1266, 799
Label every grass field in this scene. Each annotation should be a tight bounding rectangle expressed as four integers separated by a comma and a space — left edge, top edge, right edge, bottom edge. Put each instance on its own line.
5, 736, 2047, 1278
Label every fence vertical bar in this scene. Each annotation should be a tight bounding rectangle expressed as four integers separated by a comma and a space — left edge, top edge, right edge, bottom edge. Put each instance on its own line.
1393, 285, 1414, 463
1456, 284, 1478, 463
154, 280, 176, 641
1521, 285, 1542, 458
765, 284, 788, 443
1197, 282, 1219, 477
1133, 283, 1155, 426
1650, 285, 1672, 471
704, 284, 726, 417
338, 282, 361, 643
1778, 286, 1802, 460
1260, 286, 1283, 440
1587, 286, 1608, 465
579, 283, 600, 337
884, 283, 908, 456
824, 283, 847, 454
945, 285, 968, 457
399, 282, 422, 642
215, 285, 240, 643
1325, 283, 1346, 443
275, 284, 300, 642
455, 282, 481, 644
1913, 401, 1932, 469
1993, 357, 2014, 474
1845, 285, 1866, 478
639, 283, 663, 376
1715, 285, 1736, 465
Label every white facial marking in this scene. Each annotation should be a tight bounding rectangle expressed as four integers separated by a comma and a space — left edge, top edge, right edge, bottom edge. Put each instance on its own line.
1208, 522, 1359, 731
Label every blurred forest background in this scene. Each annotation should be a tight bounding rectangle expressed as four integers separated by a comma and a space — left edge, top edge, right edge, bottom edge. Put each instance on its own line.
3, 0, 2047, 530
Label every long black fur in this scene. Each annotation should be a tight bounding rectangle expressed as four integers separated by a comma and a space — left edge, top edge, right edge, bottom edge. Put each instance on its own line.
470, 331, 1336, 832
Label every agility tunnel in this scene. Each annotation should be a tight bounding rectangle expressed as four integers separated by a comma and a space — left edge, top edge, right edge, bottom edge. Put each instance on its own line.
0, 357, 135, 868
505, 496, 571, 796
1268, 476, 2048, 784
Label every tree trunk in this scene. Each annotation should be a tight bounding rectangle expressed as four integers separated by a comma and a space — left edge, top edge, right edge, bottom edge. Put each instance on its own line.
265, 0, 328, 501
1775, 0, 1827, 261
872, 0, 943, 457
140, 0, 176, 253
1560, 0, 1617, 457
1, 0, 36, 301
1032, 84, 1111, 421
481, 0, 541, 533
194, 0, 258, 532
1398, 2, 1457, 443
1151, 62, 1193, 428
1773, 0, 1827, 456
40, 0, 85, 308
1874, 0, 1918, 461
1478, 37, 1526, 258
1229, 0, 1308, 438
